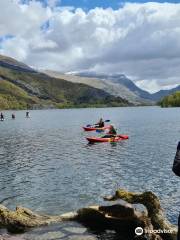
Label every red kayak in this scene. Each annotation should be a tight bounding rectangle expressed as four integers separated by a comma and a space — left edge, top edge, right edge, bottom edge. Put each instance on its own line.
83, 125, 111, 132
86, 134, 129, 143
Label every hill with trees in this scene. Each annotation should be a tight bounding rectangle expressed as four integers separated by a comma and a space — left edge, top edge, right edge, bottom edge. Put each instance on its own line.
159, 91, 180, 107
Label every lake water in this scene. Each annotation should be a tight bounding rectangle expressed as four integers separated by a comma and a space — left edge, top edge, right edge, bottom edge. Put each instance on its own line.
0, 107, 180, 239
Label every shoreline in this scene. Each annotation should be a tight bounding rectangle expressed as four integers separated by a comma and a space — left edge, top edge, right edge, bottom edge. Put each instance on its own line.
0, 104, 155, 111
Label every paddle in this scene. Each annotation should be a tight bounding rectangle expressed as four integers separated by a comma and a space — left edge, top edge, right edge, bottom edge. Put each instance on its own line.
86, 119, 110, 127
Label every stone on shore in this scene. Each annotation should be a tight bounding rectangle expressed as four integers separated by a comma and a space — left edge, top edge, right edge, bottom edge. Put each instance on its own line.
64, 227, 87, 234
68, 235, 96, 240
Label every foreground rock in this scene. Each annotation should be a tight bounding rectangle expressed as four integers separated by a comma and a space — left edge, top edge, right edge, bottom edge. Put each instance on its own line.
103, 189, 177, 240
0, 189, 177, 240
0, 205, 77, 233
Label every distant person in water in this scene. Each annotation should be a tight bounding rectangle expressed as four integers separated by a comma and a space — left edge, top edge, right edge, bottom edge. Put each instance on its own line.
172, 142, 180, 240
96, 118, 104, 128
12, 113, 15, 119
0, 112, 4, 121
26, 111, 30, 118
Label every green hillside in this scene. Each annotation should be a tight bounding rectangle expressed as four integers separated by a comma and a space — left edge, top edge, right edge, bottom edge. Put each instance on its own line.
159, 91, 180, 107
0, 80, 39, 109
0, 56, 130, 110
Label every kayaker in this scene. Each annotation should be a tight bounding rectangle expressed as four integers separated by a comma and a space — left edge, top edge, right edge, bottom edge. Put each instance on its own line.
172, 142, 180, 240
108, 125, 117, 135
96, 118, 104, 128
12, 113, 15, 119
0, 112, 4, 121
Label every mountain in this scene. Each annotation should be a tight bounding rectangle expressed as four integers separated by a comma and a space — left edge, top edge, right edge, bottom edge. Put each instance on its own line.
159, 91, 180, 107
44, 71, 153, 105
0, 55, 35, 73
0, 55, 130, 110
45, 71, 180, 104
79, 72, 154, 100
150, 85, 180, 101
102, 74, 180, 102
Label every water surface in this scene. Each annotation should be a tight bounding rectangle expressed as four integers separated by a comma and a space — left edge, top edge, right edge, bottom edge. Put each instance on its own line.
0, 107, 180, 239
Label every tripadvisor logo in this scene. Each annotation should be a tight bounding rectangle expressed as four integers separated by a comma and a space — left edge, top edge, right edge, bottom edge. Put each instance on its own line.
135, 227, 143, 236
135, 227, 173, 236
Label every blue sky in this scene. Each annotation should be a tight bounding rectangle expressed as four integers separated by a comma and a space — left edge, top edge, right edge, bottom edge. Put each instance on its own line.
46, 0, 180, 9
21, 0, 180, 9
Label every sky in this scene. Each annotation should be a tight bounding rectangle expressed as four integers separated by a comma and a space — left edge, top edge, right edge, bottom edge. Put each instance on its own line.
0, 0, 180, 93
32, 0, 180, 9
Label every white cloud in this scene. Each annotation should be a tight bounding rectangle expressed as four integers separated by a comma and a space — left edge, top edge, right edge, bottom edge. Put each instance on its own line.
0, 1, 180, 92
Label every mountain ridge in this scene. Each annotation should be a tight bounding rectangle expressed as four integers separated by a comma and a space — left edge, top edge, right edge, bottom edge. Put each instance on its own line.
44, 70, 153, 105
45, 70, 180, 103
0, 55, 36, 73
151, 85, 180, 101
0, 55, 130, 109
1, 54, 178, 109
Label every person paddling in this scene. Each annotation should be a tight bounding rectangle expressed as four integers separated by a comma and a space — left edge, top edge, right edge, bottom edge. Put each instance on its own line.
172, 142, 180, 240
0, 112, 4, 121
106, 125, 117, 141
96, 118, 104, 128
12, 113, 15, 119
102, 125, 117, 140
108, 125, 117, 135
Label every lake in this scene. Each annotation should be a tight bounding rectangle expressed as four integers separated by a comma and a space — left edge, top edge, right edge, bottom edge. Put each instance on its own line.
0, 106, 180, 239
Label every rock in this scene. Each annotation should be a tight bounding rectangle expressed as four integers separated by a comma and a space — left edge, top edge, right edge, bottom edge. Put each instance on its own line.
0, 205, 77, 233
0, 189, 177, 240
24, 231, 65, 240
64, 227, 87, 234
68, 235, 96, 240
0, 235, 25, 240
104, 189, 177, 240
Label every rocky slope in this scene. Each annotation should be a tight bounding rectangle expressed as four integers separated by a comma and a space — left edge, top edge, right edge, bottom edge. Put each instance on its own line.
45, 70, 180, 104
44, 71, 152, 105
